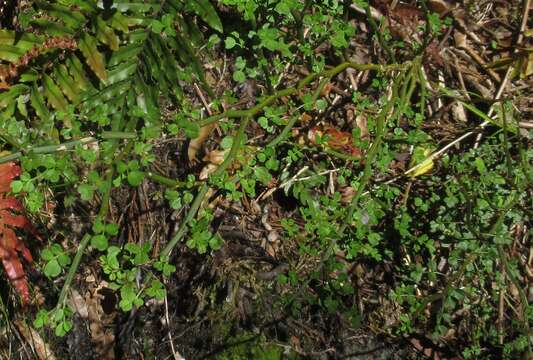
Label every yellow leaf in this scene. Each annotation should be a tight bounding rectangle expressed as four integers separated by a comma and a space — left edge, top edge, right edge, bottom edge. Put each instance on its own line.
409, 158, 434, 177
520, 52, 533, 78
408, 148, 434, 178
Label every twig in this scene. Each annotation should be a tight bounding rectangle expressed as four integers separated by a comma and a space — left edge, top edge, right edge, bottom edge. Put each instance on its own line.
473, 0, 531, 148
194, 83, 213, 116
159, 61, 407, 258
325, 67, 408, 258
165, 294, 184, 360
56, 169, 114, 308
349, 3, 382, 20
404, 120, 489, 176
55, 115, 137, 310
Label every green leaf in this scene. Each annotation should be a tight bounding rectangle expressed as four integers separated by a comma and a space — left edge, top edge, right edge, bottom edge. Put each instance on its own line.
91, 234, 109, 251
475, 157, 486, 174
44, 259, 62, 278
113, 2, 161, 13
33, 310, 49, 328
119, 298, 133, 311
220, 136, 234, 149
0, 85, 28, 108
172, 32, 211, 95
0, 30, 41, 50
40, 248, 54, 261
30, 85, 52, 123
35, 1, 86, 29
54, 65, 79, 103
0, 44, 26, 62
105, 223, 119, 236
54, 320, 72, 337
43, 74, 69, 112
233, 70, 246, 83
109, 44, 142, 66
105, 61, 137, 85
224, 37, 237, 49
78, 34, 107, 81
174, 113, 199, 138
95, 17, 120, 51
66, 55, 91, 92
254, 166, 272, 185
57, 253, 71, 267
108, 12, 130, 33
188, 0, 223, 33
127, 170, 145, 186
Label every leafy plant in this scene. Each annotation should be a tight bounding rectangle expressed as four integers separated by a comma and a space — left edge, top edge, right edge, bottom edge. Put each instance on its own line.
0, 161, 40, 303
0, 1, 530, 358
0, 0, 224, 329
40, 244, 71, 278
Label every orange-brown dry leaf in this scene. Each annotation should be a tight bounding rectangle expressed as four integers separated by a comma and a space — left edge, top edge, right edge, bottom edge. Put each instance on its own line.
320, 83, 334, 97
188, 123, 215, 162
0, 162, 40, 304
300, 112, 313, 123
308, 125, 363, 157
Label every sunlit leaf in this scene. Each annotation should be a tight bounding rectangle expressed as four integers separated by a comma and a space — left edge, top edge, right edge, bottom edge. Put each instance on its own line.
95, 17, 120, 50
30, 85, 52, 123
35, 1, 86, 29
188, 0, 223, 33
78, 34, 107, 81
54, 66, 79, 103
0, 85, 28, 108
43, 75, 69, 112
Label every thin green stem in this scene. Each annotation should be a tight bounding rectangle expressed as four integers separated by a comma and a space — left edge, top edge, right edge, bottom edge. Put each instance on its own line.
267, 115, 299, 148
55, 169, 115, 309
0, 137, 97, 164
337, 75, 402, 236
146, 172, 187, 188
54, 108, 135, 309
500, 101, 513, 179
197, 62, 407, 127
320, 72, 404, 261
0, 131, 137, 164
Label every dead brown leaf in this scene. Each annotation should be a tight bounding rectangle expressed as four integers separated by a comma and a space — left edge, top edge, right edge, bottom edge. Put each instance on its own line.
14, 320, 56, 360
188, 123, 215, 162
86, 283, 116, 360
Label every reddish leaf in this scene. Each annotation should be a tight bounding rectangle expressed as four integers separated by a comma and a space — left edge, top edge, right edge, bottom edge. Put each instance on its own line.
0, 162, 40, 304
308, 125, 363, 157
0, 162, 21, 192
